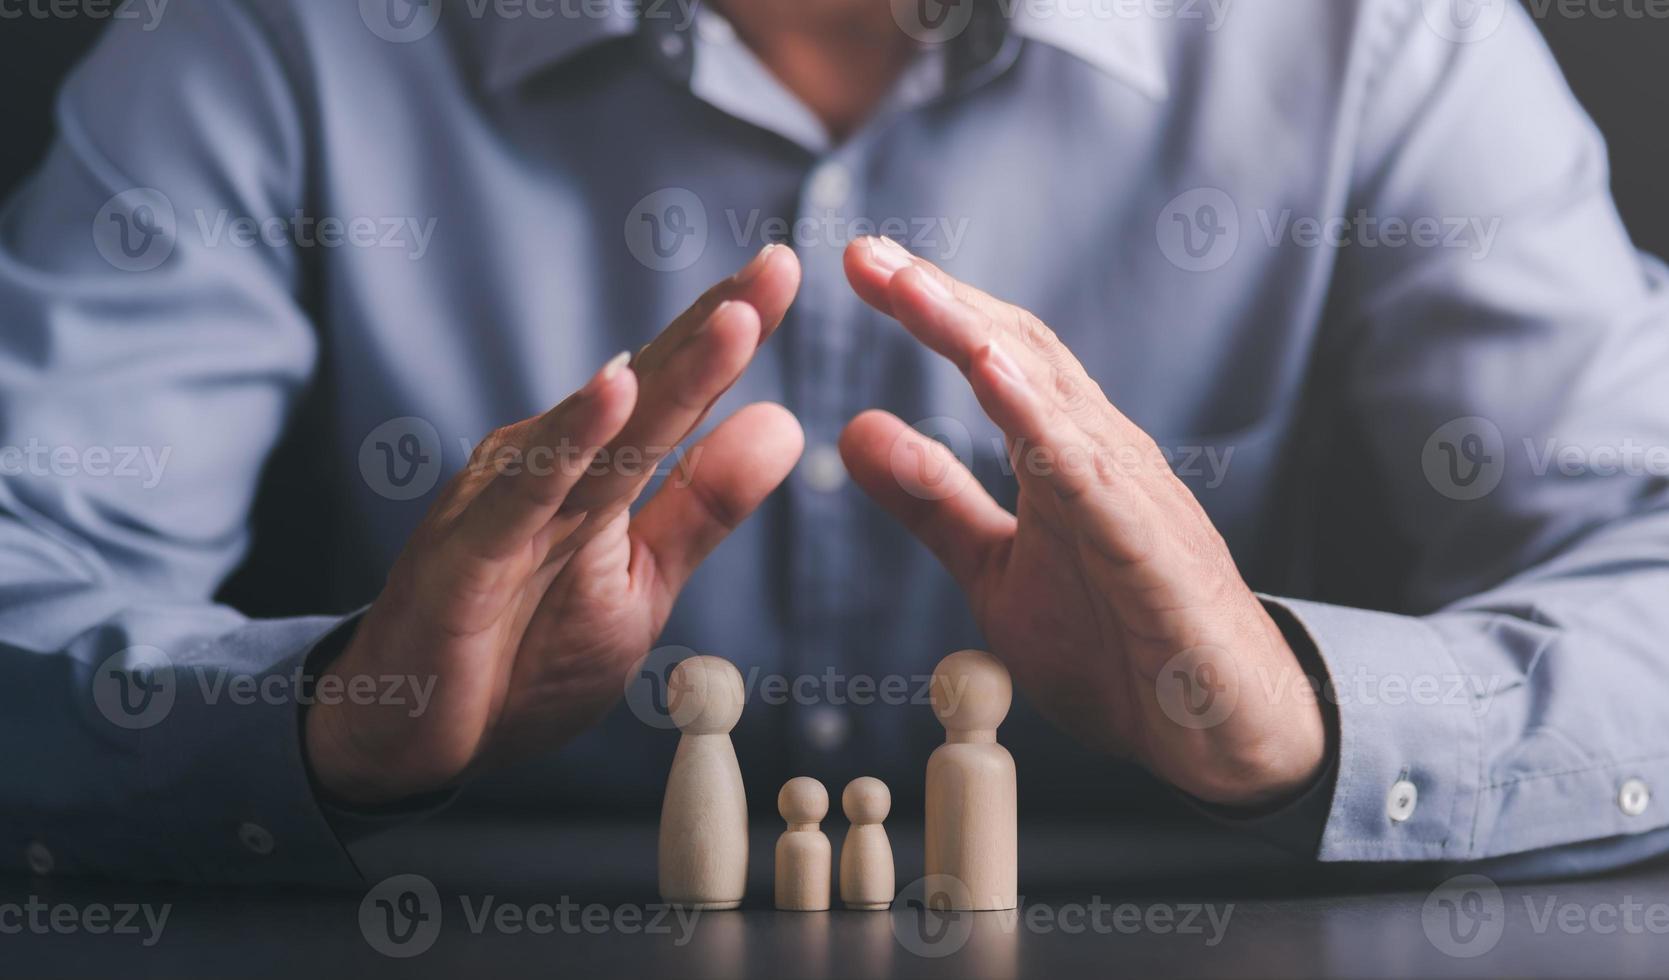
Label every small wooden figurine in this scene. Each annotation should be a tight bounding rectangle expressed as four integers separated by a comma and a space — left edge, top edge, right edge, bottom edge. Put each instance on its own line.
774, 776, 832, 911
839, 776, 895, 910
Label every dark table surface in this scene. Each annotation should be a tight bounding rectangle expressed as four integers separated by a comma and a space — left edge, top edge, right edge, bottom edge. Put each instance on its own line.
6, 814, 1669, 978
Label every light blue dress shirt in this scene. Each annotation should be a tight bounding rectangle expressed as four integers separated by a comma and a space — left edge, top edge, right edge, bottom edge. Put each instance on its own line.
3, 0, 1669, 884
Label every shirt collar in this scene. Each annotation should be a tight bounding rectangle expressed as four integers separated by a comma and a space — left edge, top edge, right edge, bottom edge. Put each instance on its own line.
478, 2, 645, 91
478, 0, 1168, 102
1006, 1, 1170, 101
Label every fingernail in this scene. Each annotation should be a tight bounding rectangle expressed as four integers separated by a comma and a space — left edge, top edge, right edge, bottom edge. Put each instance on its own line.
734, 243, 779, 285
602, 350, 631, 379
864, 235, 914, 274
986, 342, 1027, 388
583, 350, 632, 397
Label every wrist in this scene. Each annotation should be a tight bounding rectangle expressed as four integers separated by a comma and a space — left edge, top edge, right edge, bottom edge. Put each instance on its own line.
1219, 610, 1334, 806
301, 623, 431, 809
304, 685, 413, 808
1178, 610, 1331, 808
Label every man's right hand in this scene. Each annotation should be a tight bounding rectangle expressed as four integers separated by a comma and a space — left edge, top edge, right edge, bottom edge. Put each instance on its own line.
304, 245, 804, 807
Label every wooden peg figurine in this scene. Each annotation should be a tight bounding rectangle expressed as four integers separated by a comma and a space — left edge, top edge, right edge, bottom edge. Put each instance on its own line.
658, 655, 749, 910
924, 649, 1017, 911
774, 777, 832, 911
839, 777, 895, 910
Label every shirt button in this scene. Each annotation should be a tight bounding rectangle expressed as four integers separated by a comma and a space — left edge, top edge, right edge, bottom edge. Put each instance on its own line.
803, 706, 850, 752
802, 444, 846, 493
25, 841, 53, 876
1386, 779, 1418, 823
658, 33, 687, 60
807, 162, 852, 211
1619, 778, 1651, 817
238, 822, 276, 856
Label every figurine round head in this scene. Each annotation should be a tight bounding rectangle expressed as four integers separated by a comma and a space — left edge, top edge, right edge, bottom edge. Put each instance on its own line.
666, 655, 745, 734
778, 777, 829, 825
930, 649, 1012, 733
842, 776, 891, 824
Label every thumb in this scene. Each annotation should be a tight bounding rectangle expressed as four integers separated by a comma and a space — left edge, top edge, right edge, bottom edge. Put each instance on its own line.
633, 403, 804, 620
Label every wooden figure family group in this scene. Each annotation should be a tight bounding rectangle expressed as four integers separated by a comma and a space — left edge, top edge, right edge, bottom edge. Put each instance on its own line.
657, 649, 1017, 912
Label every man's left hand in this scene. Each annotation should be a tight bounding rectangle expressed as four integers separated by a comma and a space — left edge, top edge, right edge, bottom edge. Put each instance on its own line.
840, 237, 1327, 807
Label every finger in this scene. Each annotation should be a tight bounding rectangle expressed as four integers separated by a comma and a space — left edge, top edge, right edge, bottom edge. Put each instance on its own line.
966, 342, 1159, 563
839, 410, 1015, 592
843, 235, 912, 317
846, 236, 1036, 349
633, 243, 800, 376
565, 299, 765, 513
450, 354, 639, 562
853, 252, 1110, 525
879, 262, 1106, 454
633, 403, 805, 618
846, 236, 1101, 404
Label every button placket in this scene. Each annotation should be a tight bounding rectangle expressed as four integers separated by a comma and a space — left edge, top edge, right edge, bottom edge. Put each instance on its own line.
787, 152, 869, 761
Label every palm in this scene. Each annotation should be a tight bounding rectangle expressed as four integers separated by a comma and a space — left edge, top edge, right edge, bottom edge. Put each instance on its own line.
490, 513, 661, 762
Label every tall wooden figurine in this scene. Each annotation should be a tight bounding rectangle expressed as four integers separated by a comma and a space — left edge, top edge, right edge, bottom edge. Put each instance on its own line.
924, 649, 1017, 911
659, 655, 748, 909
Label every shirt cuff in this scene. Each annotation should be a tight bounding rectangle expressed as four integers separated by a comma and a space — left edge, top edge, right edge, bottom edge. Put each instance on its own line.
128, 615, 372, 884
1260, 596, 1484, 862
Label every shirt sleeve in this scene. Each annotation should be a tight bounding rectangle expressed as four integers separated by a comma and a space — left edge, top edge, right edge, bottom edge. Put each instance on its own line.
1269, 0, 1669, 871
0, 0, 365, 883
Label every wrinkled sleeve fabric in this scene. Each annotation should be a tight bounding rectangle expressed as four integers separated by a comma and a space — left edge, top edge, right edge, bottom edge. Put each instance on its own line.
1262, 0, 1669, 873
0, 0, 363, 883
